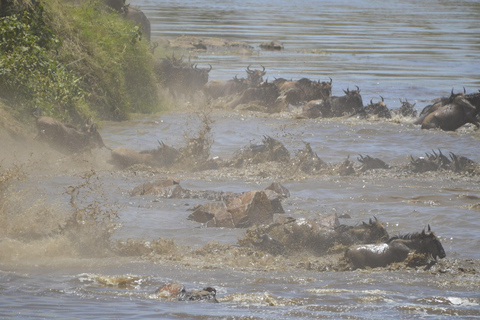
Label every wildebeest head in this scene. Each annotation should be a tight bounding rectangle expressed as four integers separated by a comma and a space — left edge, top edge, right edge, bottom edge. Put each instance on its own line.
365, 96, 391, 118
189, 63, 212, 92
83, 118, 108, 150
419, 225, 446, 259
245, 65, 266, 87
398, 98, 417, 117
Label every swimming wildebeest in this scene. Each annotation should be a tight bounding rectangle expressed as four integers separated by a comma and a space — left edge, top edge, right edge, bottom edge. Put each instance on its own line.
36, 116, 108, 154
357, 155, 390, 172
346, 225, 446, 269
416, 89, 480, 131
391, 98, 417, 117
302, 86, 364, 118
202, 76, 249, 99
357, 96, 391, 119
274, 77, 332, 106
110, 141, 180, 168
421, 93, 479, 131
225, 80, 281, 110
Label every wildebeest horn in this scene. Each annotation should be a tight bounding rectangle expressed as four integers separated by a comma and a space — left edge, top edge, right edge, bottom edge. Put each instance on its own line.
208, 64, 212, 72
370, 98, 374, 105
329, 77, 332, 84
355, 85, 360, 92
246, 65, 254, 74
261, 65, 266, 76
380, 96, 384, 102
428, 224, 431, 232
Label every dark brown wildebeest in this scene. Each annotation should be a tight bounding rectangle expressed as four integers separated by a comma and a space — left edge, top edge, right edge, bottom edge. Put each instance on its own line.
154, 56, 212, 99
203, 76, 249, 99
225, 81, 281, 110
302, 86, 364, 118
346, 225, 446, 269
421, 92, 479, 131
276, 78, 332, 106
36, 116, 107, 154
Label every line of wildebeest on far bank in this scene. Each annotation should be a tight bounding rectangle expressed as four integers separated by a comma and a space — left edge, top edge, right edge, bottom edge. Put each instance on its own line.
154, 55, 480, 132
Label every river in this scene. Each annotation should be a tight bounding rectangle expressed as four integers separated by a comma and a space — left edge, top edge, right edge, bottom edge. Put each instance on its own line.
1, 0, 480, 319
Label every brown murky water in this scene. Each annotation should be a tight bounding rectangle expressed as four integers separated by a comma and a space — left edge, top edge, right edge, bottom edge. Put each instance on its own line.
1, 0, 480, 318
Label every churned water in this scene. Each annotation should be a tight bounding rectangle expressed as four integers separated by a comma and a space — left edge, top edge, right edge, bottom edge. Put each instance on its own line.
1, 0, 479, 319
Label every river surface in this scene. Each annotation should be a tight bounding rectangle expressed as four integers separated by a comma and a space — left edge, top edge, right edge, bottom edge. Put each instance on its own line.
1, 0, 480, 319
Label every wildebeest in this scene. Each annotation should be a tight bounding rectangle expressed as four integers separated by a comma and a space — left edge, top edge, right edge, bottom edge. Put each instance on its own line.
335, 216, 389, 244
36, 116, 107, 154
415, 89, 480, 131
240, 215, 388, 256
111, 147, 156, 168
154, 55, 212, 99
392, 98, 417, 117
420, 92, 479, 131
155, 283, 218, 302
290, 142, 326, 174
357, 155, 390, 172
111, 141, 180, 168
302, 86, 364, 118
232, 135, 290, 166
346, 225, 446, 269
245, 65, 266, 87
202, 76, 249, 99
225, 80, 281, 110
357, 96, 391, 119
275, 78, 332, 106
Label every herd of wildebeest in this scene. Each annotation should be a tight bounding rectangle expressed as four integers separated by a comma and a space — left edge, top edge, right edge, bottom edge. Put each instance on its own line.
31, 35, 480, 293
33, 58, 478, 276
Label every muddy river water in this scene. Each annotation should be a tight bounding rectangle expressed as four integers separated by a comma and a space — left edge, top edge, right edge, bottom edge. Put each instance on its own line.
1, 0, 480, 319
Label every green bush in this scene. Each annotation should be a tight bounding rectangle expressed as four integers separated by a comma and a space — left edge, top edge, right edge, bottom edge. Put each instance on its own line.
0, 4, 88, 122
0, 0, 163, 124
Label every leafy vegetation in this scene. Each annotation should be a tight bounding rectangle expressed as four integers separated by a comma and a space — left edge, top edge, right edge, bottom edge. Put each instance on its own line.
0, 0, 165, 125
